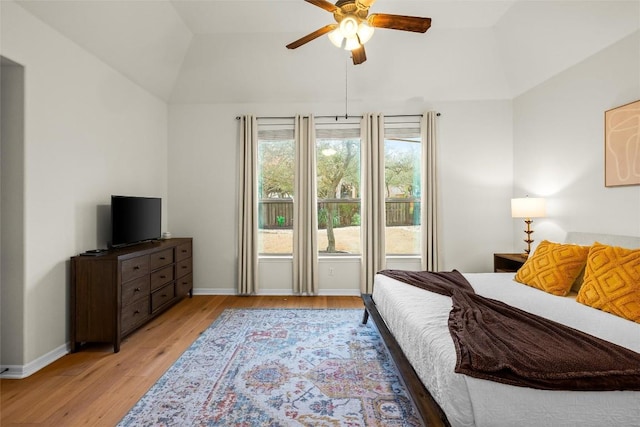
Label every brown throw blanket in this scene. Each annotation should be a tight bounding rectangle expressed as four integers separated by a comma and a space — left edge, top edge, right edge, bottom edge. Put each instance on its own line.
379, 269, 640, 391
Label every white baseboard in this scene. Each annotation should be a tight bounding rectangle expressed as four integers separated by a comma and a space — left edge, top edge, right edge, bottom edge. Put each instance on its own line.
193, 287, 236, 295
0, 343, 69, 379
317, 289, 361, 296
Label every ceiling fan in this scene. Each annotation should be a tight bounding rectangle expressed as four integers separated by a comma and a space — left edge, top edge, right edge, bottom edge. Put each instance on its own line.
286, 0, 431, 65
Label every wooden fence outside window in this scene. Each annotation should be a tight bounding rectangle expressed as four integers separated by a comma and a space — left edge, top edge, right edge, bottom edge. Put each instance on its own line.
259, 198, 420, 229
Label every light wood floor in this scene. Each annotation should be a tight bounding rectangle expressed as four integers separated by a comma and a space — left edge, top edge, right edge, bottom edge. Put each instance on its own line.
1, 295, 364, 426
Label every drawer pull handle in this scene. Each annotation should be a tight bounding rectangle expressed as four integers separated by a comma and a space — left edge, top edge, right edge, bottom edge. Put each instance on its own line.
134, 310, 140, 314
133, 266, 140, 270
182, 266, 187, 269
182, 250, 187, 253
134, 287, 141, 292
161, 294, 167, 297
159, 257, 165, 260
160, 275, 166, 279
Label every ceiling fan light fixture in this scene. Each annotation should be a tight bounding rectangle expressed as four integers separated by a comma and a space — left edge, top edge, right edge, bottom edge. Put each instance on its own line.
286, 0, 432, 65
328, 28, 345, 48
356, 21, 374, 44
343, 36, 361, 51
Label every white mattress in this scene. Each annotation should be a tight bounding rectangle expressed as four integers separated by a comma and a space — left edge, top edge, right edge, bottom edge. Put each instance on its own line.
372, 272, 640, 427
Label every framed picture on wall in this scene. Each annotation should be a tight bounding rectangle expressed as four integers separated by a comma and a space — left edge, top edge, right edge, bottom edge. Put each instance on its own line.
605, 99, 640, 187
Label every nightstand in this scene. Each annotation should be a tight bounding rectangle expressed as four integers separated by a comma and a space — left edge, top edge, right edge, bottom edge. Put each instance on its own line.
493, 253, 528, 272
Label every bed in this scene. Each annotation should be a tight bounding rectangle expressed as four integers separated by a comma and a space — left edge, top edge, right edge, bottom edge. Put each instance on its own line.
362, 232, 640, 427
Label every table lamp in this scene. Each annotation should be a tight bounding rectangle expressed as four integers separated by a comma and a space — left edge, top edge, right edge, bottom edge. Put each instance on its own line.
511, 197, 546, 255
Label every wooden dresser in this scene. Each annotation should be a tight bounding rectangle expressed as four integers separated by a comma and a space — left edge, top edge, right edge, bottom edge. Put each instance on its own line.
70, 238, 193, 352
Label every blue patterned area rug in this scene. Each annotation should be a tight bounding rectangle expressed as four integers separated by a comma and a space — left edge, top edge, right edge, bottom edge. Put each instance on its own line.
118, 308, 422, 426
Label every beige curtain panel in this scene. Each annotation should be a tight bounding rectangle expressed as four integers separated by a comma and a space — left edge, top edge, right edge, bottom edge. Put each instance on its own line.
237, 112, 437, 295
237, 115, 259, 295
360, 113, 387, 294
421, 111, 440, 271
293, 115, 319, 295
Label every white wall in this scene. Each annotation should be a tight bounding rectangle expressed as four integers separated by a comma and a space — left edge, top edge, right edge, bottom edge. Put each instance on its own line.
437, 100, 515, 269
168, 100, 514, 295
513, 31, 640, 246
1, 58, 26, 367
0, 2, 169, 376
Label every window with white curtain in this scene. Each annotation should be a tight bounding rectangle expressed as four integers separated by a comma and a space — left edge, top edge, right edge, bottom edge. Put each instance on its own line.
384, 121, 422, 255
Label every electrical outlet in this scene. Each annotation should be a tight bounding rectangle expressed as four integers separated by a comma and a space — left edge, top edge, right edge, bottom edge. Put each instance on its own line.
329, 267, 334, 276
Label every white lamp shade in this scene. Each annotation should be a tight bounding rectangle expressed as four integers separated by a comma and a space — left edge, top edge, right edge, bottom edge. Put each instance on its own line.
511, 197, 546, 218
327, 29, 344, 48
343, 37, 360, 51
339, 15, 359, 38
357, 22, 374, 44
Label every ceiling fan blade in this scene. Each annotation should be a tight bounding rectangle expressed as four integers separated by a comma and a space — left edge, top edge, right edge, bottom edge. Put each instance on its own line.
351, 45, 367, 65
304, 0, 338, 13
368, 14, 432, 33
356, 0, 377, 8
286, 24, 338, 49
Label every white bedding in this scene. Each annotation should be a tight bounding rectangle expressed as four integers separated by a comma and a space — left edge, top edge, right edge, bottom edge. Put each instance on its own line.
372, 272, 640, 427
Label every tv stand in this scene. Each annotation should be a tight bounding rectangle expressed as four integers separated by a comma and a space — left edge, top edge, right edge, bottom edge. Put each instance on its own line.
70, 237, 193, 352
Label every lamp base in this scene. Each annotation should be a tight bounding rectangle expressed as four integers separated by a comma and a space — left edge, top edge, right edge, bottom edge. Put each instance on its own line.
523, 218, 534, 254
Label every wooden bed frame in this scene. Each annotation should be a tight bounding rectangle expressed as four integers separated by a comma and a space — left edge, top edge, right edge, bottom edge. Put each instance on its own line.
361, 233, 640, 426
362, 293, 450, 427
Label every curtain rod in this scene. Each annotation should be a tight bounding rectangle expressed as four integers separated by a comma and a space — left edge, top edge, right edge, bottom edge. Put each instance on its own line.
235, 113, 440, 120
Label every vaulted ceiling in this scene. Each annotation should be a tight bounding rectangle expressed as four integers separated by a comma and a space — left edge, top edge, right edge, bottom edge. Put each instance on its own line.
13, 0, 640, 104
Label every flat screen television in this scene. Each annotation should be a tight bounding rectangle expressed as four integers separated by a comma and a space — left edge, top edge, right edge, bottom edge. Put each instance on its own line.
111, 195, 161, 247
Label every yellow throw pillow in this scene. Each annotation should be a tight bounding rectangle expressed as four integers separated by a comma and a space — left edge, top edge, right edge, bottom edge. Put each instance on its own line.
514, 240, 590, 296
576, 243, 640, 323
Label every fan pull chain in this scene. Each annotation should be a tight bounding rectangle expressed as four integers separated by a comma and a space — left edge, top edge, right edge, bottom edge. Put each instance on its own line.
344, 57, 349, 120
335, 57, 350, 121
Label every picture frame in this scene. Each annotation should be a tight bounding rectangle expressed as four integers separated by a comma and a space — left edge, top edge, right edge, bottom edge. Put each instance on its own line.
604, 99, 640, 187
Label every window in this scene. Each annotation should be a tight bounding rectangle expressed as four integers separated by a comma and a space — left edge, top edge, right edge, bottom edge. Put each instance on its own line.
257, 124, 294, 254
384, 123, 421, 255
316, 124, 361, 255
256, 118, 421, 257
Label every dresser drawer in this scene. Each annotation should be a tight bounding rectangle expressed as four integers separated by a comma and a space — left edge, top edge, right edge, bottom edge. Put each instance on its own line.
121, 296, 150, 334
150, 265, 174, 291
121, 276, 150, 304
151, 283, 175, 312
176, 273, 193, 297
176, 241, 192, 262
121, 255, 149, 283
176, 257, 192, 278
150, 248, 174, 270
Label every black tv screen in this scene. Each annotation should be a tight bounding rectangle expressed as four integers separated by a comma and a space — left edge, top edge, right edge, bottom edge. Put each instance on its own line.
111, 195, 161, 247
